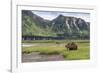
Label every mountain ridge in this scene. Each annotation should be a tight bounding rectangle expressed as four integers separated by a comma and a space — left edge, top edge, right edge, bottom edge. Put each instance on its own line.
22, 10, 90, 39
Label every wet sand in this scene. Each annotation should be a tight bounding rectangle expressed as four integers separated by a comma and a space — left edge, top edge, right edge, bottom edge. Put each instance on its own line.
22, 52, 64, 63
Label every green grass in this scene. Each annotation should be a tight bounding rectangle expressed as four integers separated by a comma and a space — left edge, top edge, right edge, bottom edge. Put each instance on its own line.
22, 40, 90, 60
22, 40, 89, 43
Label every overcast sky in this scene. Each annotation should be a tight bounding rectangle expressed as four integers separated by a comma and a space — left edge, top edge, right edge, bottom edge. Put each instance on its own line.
32, 11, 90, 22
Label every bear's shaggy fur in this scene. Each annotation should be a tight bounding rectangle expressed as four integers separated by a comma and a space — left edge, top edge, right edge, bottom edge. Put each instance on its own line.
65, 42, 78, 51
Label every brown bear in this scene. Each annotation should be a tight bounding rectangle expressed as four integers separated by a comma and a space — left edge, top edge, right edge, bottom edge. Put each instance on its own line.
65, 42, 78, 51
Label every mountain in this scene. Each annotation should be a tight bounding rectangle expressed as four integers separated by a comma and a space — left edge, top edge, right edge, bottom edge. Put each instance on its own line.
22, 10, 90, 39
22, 10, 55, 36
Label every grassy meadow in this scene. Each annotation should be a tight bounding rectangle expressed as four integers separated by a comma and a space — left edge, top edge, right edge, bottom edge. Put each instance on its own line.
22, 40, 90, 60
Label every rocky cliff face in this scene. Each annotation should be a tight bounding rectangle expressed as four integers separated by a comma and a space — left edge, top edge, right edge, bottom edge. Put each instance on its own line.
22, 10, 90, 39
50, 14, 89, 33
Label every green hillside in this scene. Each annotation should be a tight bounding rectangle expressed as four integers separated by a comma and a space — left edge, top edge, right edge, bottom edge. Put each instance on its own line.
22, 10, 90, 39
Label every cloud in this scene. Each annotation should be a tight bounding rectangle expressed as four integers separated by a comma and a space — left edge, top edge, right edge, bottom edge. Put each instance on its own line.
32, 11, 90, 22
